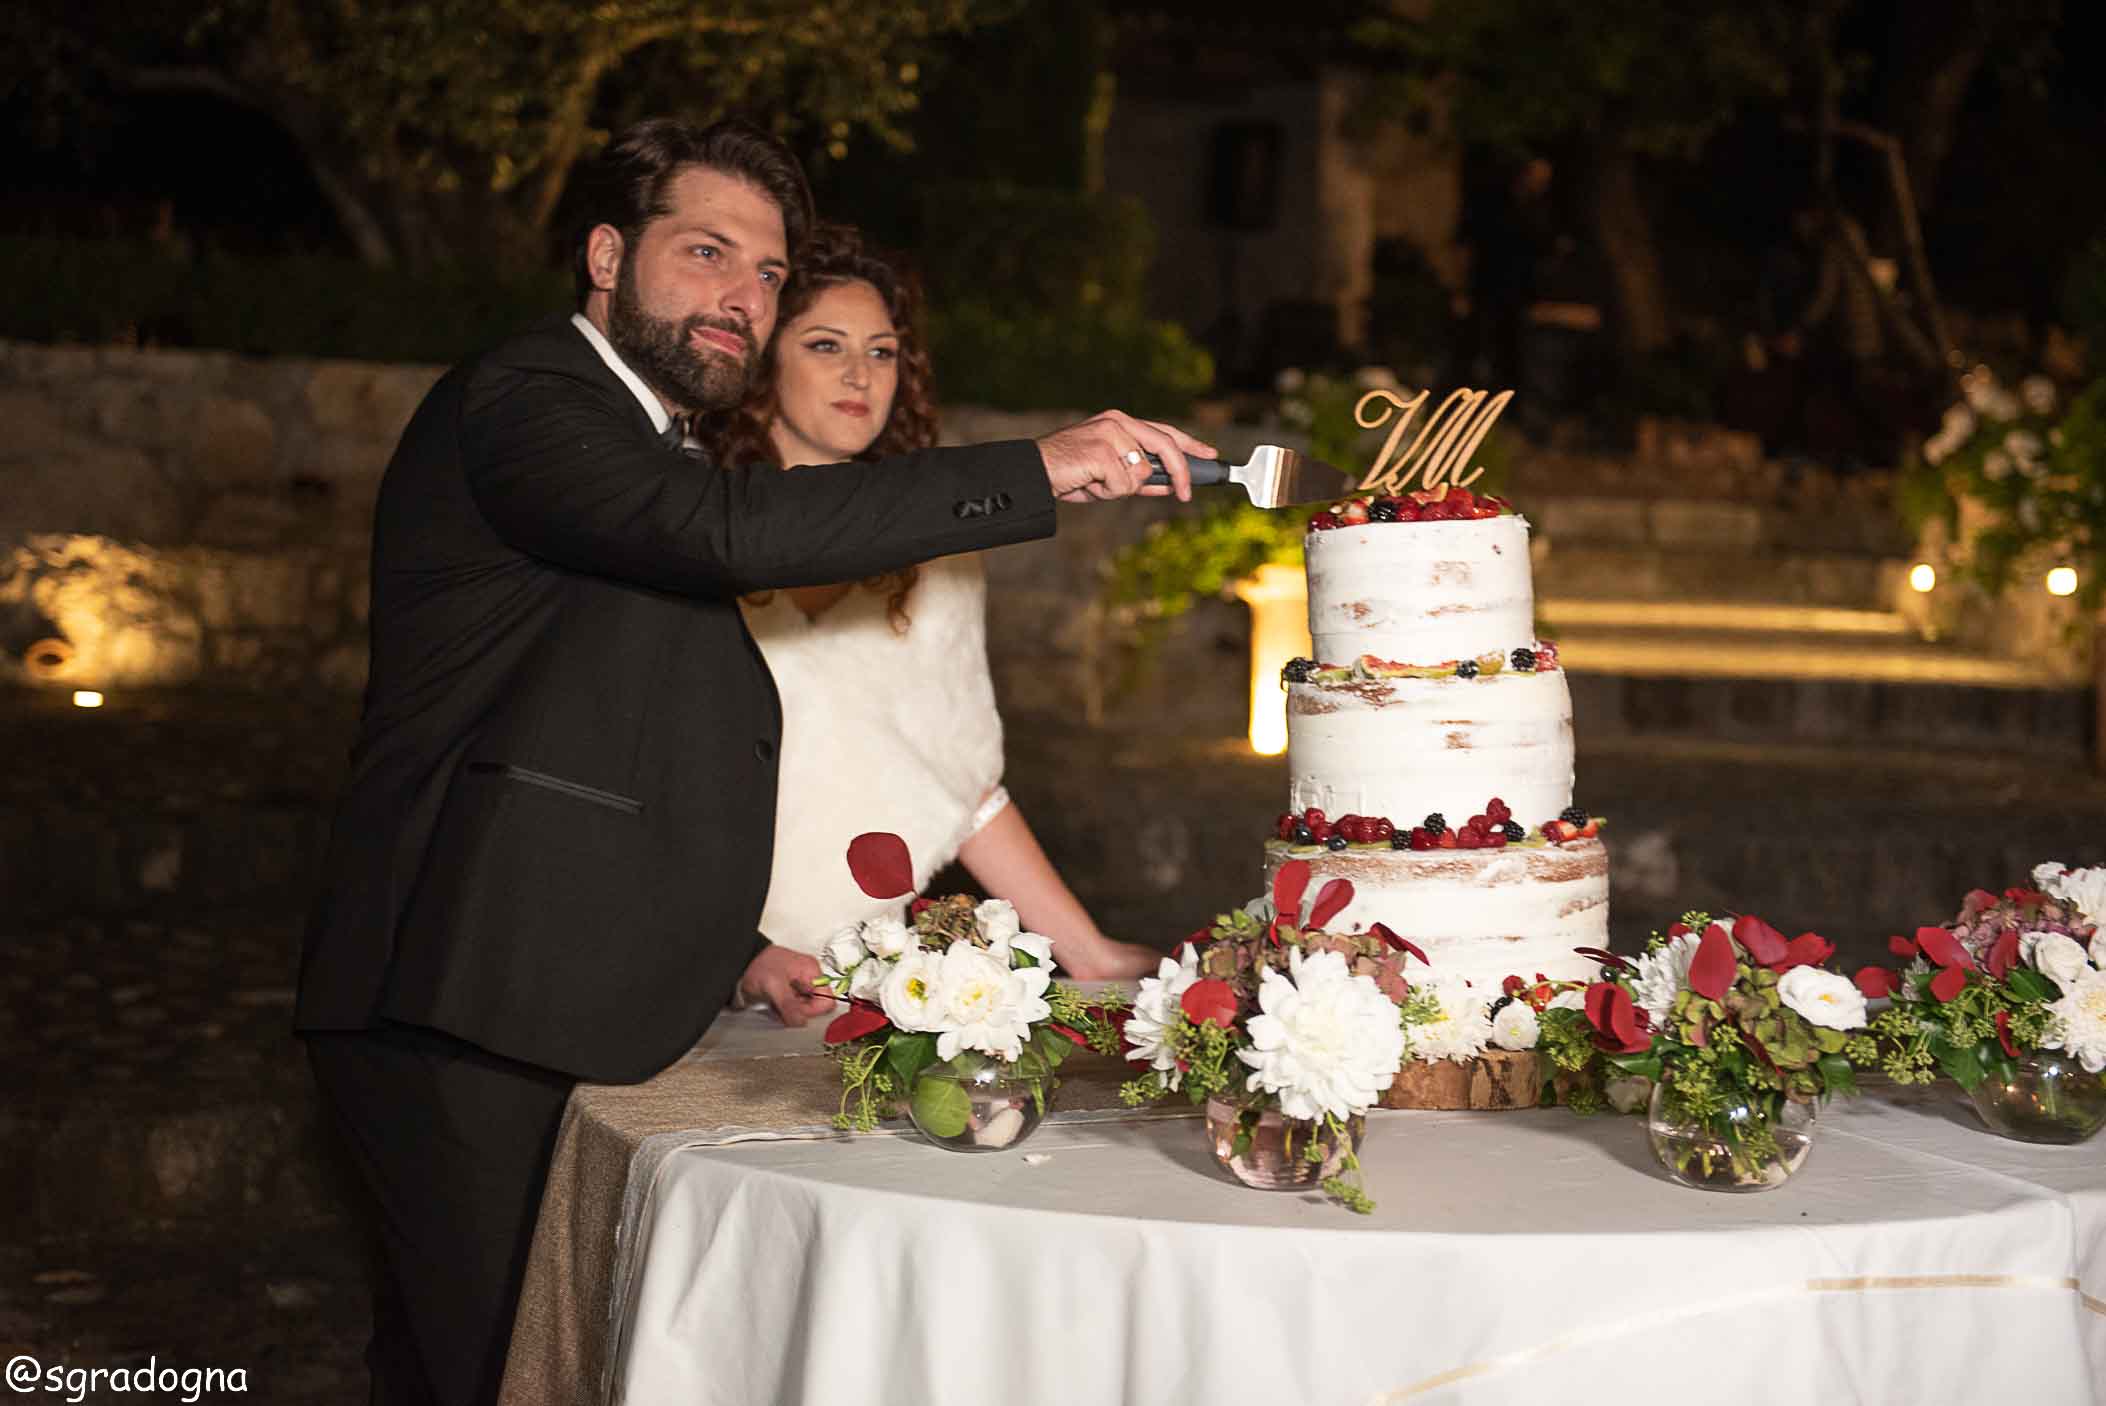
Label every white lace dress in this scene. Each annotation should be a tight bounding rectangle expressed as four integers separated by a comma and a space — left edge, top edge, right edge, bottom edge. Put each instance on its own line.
741, 553, 1010, 955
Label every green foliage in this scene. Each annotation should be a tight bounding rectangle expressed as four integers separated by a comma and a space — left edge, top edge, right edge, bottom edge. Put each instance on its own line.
0, 236, 566, 363
908, 1071, 973, 1138
917, 183, 1156, 317
1357, 1, 1794, 158
929, 301, 1213, 416
1872, 961, 2067, 1094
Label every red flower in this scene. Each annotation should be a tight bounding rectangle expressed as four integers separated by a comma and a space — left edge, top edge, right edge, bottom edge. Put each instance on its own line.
1778, 931, 1835, 971
1731, 914, 1789, 967
1308, 878, 1355, 930
1687, 922, 1736, 1002
1503, 975, 1526, 997
1665, 921, 1691, 938
1916, 925, 1977, 971
1994, 1010, 2022, 1059
847, 832, 915, 900
1963, 888, 2001, 912
1853, 966, 1897, 999
1929, 966, 1969, 1003
1986, 928, 2022, 981
2003, 887, 2048, 906
1584, 982, 1652, 1053
1180, 978, 1240, 1029
1888, 934, 1921, 959
1371, 922, 1428, 966
823, 1001, 891, 1045
1047, 1022, 1092, 1049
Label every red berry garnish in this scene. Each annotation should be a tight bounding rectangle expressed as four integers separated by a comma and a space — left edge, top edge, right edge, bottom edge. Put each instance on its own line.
1309, 820, 1332, 843
1393, 500, 1423, 522
1374, 818, 1395, 841
1438, 831, 1458, 849
1304, 808, 1325, 826
1275, 812, 1295, 840
1487, 830, 1508, 848
1309, 511, 1340, 531
1486, 797, 1510, 822
1469, 814, 1489, 833
1457, 829, 1482, 849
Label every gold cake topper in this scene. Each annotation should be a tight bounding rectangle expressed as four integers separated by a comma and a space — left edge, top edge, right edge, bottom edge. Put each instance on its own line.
1351, 387, 1514, 495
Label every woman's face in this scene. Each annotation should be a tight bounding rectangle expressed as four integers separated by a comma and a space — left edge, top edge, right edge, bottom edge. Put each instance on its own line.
768, 279, 899, 465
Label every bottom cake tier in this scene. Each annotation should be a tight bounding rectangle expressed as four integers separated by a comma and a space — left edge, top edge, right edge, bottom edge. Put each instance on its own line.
1261, 836, 1608, 989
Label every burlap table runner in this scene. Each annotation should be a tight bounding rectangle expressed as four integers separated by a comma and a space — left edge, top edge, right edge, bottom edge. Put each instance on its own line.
496, 1046, 1172, 1406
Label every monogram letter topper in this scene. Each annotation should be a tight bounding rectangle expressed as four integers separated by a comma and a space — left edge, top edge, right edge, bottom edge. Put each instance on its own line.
1352, 387, 1514, 495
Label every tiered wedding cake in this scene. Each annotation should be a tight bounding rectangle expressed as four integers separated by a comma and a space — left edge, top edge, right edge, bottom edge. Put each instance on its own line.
1263, 485, 1607, 990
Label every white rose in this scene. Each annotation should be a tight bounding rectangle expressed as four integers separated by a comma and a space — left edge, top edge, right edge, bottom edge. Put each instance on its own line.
1007, 931, 1055, 970
2021, 375, 2058, 416
1778, 966, 1868, 1031
878, 950, 947, 1032
2039, 968, 2106, 1074
2025, 932, 2094, 994
934, 944, 1051, 1063
2093, 931, 2106, 972
2034, 861, 2071, 891
848, 958, 886, 1002
2044, 865, 2106, 924
821, 925, 866, 981
1238, 948, 1406, 1122
974, 898, 1021, 947
1489, 1000, 1541, 1051
860, 916, 914, 959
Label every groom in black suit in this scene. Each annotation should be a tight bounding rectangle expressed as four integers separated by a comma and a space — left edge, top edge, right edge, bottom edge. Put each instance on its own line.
296, 117, 1209, 1405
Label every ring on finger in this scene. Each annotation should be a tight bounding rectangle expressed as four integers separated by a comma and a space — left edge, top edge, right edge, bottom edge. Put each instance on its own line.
1122, 449, 1143, 467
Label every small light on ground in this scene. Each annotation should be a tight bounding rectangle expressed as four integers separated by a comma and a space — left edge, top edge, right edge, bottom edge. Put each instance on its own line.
2047, 567, 2079, 597
1908, 563, 1936, 593
72, 690, 105, 709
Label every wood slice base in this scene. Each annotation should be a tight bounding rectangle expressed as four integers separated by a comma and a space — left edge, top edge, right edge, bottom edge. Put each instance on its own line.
1379, 1049, 1547, 1110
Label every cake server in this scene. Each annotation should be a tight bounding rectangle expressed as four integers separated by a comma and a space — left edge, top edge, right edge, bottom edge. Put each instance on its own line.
1141, 446, 1358, 509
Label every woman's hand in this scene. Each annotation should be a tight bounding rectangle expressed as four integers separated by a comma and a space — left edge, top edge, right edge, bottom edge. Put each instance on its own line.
1055, 937, 1163, 982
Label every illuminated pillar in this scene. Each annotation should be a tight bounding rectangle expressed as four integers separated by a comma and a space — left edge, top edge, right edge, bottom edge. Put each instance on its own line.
1233, 563, 1312, 757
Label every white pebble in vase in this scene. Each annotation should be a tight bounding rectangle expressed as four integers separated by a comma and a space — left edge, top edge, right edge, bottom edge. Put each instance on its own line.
975, 1107, 1026, 1148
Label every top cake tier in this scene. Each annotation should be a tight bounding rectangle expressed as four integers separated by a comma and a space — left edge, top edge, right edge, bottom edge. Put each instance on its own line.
1304, 515, 1533, 666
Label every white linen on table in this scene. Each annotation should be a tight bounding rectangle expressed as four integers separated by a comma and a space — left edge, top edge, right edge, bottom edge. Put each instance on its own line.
610, 1080, 2105, 1406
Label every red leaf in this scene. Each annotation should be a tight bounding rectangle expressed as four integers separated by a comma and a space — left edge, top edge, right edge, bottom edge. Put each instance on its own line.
1929, 966, 1969, 1003
1047, 1022, 1091, 1049
2004, 887, 2048, 906
1180, 978, 1240, 1028
1853, 966, 1897, 999
1573, 946, 1634, 972
1987, 928, 2021, 981
1994, 1010, 2022, 1058
1370, 923, 1429, 966
1916, 925, 1977, 972
1307, 878, 1356, 930
1583, 982, 1651, 1053
1665, 921, 1691, 938
1887, 934, 1921, 959
1687, 923, 1736, 1002
1731, 914, 1789, 966
1780, 931, 1835, 971
1272, 861, 1311, 927
847, 832, 915, 899
823, 1003, 891, 1045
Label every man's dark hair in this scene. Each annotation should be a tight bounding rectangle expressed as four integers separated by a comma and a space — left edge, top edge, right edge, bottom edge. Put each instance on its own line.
571, 118, 815, 303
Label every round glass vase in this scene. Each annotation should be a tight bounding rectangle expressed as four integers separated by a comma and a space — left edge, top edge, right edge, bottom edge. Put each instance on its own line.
1967, 1051, 2106, 1144
1646, 1081, 1817, 1192
1204, 1097, 1364, 1191
905, 1050, 1051, 1153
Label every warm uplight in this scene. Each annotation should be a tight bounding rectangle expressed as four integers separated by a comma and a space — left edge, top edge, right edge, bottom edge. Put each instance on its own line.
1908, 563, 1936, 593
1232, 563, 1312, 757
72, 690, 105, 709
2047, 567, 2079, 597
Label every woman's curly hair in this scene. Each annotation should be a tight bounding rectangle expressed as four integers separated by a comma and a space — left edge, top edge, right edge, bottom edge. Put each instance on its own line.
702, 222, 939, 631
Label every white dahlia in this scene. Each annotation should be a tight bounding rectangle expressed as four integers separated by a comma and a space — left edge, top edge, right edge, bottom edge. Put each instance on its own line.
1239, 948, 1405, 1122
1405, 976, 1494, 1065
1123, 946, 1201, 1089
1632, 929, 1703, 1026
2040, 968, 2106, 1074
2043, 865, 2106, 926
878, 950, 946, 1032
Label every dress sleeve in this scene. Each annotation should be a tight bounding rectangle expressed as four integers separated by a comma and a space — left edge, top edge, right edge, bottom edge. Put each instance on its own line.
965, 784, 1013, 838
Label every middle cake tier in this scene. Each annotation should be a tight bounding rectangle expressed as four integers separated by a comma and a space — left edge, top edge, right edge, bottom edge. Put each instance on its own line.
1287, 668, 1575, 829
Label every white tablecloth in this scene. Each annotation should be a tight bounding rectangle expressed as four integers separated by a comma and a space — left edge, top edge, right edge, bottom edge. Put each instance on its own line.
609, 1078, 2106, 1406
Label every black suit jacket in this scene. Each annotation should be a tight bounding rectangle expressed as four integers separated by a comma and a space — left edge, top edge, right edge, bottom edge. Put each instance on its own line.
295, 318, 1056, 1082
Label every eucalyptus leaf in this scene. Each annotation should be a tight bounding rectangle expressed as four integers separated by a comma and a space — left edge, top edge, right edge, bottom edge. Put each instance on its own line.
909, 1074, 972, 1139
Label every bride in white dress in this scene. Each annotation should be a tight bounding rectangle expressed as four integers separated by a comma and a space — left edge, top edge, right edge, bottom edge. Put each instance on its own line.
703, 224, 1158, 981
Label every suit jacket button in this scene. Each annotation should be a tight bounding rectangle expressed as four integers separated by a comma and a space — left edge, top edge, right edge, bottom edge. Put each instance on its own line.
754, 738, 776, 764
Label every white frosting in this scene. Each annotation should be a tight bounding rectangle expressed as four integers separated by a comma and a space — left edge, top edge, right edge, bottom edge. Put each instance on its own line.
1305, 516, 1534, 666
1264, 842, 1607, 990
1287, 670, 1574, 828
